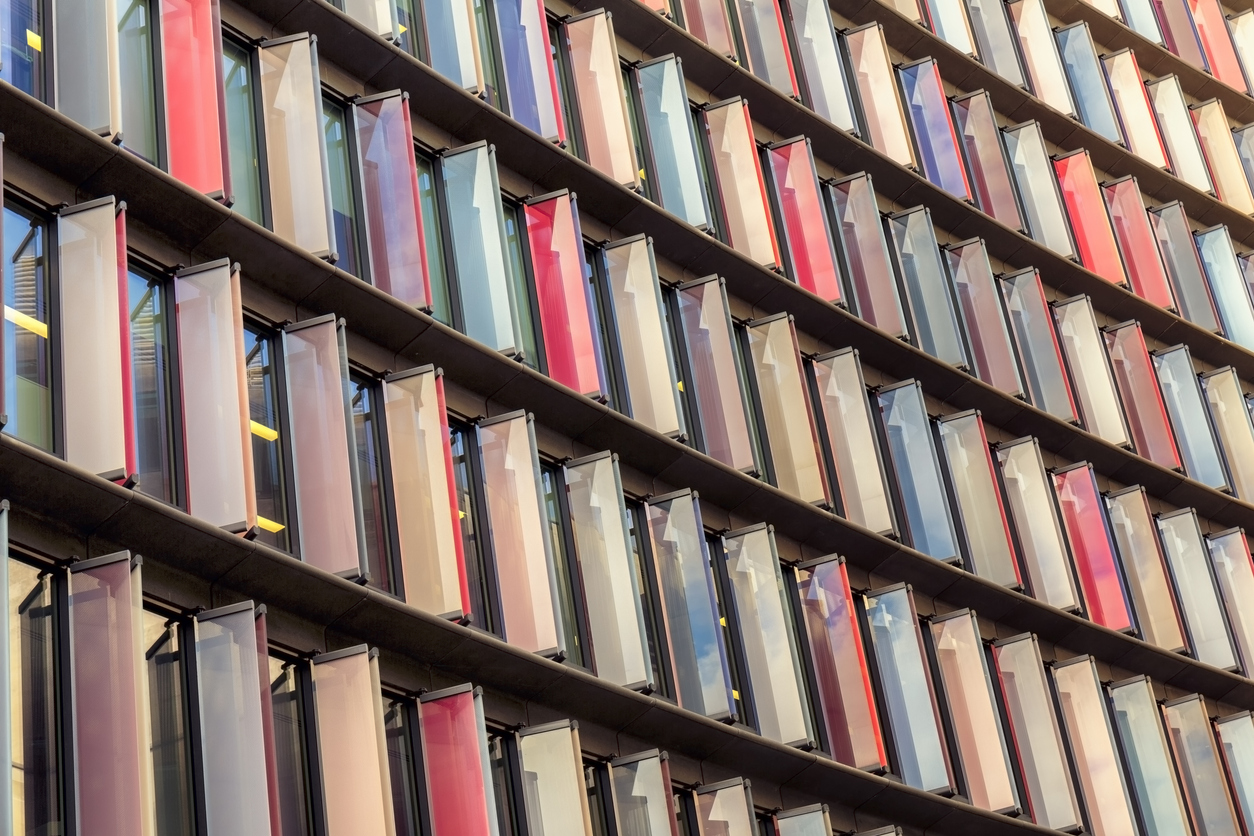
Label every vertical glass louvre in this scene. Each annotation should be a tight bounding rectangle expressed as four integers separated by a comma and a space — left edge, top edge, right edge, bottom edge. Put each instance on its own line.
1003, 122, 1075, 257
562, 11, 637, 188
1120, 0, 1165, 42
922, 0, 976, 54
735, 0, 798, 95
1149, 201, 1221, 332
998, 268, 1078, 422
827, 174, 909, 338
966, 0, 1027, 87
1216, 713, 1254, 833
898, 59, 970, 200
1052, 463, 1134, 632
844, 23, 915, 168
54, 0, 121, 137
1103, 177, 1175, 310
704, 100, 780, 269
1162, 695, 1243, 836
608, 750, 678, 836
1202, 367, 1254, 500
1189, 0, 1247, 91
1208, 529, 1254, 675
764, 137, 841, 300
1158, 509, 1239, 670
516, 721, 594, 835
1157, 0, 1209, 68
781, 0, 857, 131
1192, 99, 1254, 214
342, 0, 398, 37
161, 0, 229, 195
679, 0, 737, 59
694, 779, 756, 836
1147, 75, 1214, 193
773, 806, 832, 836
886, 208, 969, 368
1008, 0, 1076, 115
1053, 295, 1130, 446
420, 0, 483, 92
1232, 11, 1254, 94
1053, 150, 1128, 286
418, 685, 499, 836
1196, 226, 1254, 349
1056, 22, 1122, 143
951, 91, 1023, 231
494, 0, 563, 142
1101, 50, 1169, 169
1105, 487, 1187, 652
634, 57, 711, 230
1108, 677, 1193, 836
945, 239, 1022, 396
1154, 344, 1229, 489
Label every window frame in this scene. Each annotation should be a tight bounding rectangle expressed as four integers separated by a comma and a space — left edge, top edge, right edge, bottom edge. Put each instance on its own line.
349, 366, 404, 596
242, 314, 298, 550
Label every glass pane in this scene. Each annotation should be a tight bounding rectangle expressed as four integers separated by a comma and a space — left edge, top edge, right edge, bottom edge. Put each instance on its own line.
351, 378, 391, 593
1203, 368, 1254, 500
678, 0, 737, 60
1102, 51, 1169, 169
324, 97, 363, 278
1192, 100, 1254, 214
675, 278, 756, 472
1051, 658, 1139, 836
1146, 75, 1213, 192
127, 269, 175, 504
695, 781, 755, 836
991, 635, 1081, 830
765, 137, 842, 298
1189, 0, 1246, 90
421, 0, 481, 91
1103, 177, 1174, 310
735, 0, 796, 94
707, 101, 779, 269
310, 649, 396, 836
1053, 296, 1129, 445
951, 92, 1023, 230
1053, 464, 1133, 632
282, 318, 365, 576
844, 24, 915, 167
785, 0, 857, 131
1154, 345, 1229, 489
923, 0, 975, 53
343, 0, 396, 36
495, 0, 562, 141
518, 723, 593, 835
644, 491, 733, 720
477, 413, 562, 655
1159, 0, 1209, 67
2, 206, 50, 452
722, 527, 810, 744
863, 585, 952, 792
745, 316, 827, 504
1149, 201, 1220, 331
245, 327, 288, 550
1056, 23, 1121, 143
1208, 529, 1254, 676
564, 454, 651, 687
1216, 714, 1254, 834
795, 557, 885, 770
929, 611, 1017, 812
899, 60, 970, 200
1162, 695, 1243, 836
269, 657, 311, 836
1121, 0, 1165, 42
1054, 151, 1127, 285
384, 699, 419, 836
610, 752, 675, 836
965, 0, 1026, 86
1106, 487, 1187, 652
257, 36, 333, 254
887, 209, 968, 368
418, 687, 498, 836
174, 262, 254, 530
383, 368, 468, 618
636, 58, 711, 229
1232, 11, 1254, 95
415, 154, 452, 323
1003, 122, 1074, 257
55, 0, 120, 135
999, 268, 1077, 421
997, 437, 1081, 611
1108, 678, 1192, 836
946, 239, 1022, 396
937, 412, 1020, 587
118, 0, 158, 163
1008, 0, 1075, 115
827, 175, 908, 337
564, 12, 637, 188
1196, 226, 1254, 349
1236, 125, 1254, 195
774, 807, 829, 836
145, 611, 192, 835
0, 0, 45, 99
1158, 510, 1238, 670
222, 37, 263, 224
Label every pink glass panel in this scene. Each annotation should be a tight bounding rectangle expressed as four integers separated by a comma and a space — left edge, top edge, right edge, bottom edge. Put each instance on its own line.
951, 92, 1023, 230
1053, 465, 1134, 632
161, 0, 227, 195
1103, 179, 1175, 310
1192, 99, 1254, 214
1101, 50, 1170, 169
1104, 322, 1182, 469
419, 688, 496, 836
524, 193, 603, 398
844, 24, 915, 167
795, 558, 886, 770
1157, 0, 1209, 68
1188, 0, 1247, 91
946, 240, 1022, 396
828, 174, 908, 337
681, 0, 738, 57
766, 139, 842, 302
1054, 151, 1128, 285
703, 100, 779, 268
563, 11, 638, 188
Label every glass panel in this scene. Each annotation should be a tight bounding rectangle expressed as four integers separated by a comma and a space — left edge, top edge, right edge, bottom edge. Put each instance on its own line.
269, 657, 311, 836
1106, 487, 1187, 652
0, 0, 45, 99
679, 0, 737, 59
795, 557, 885, 770
310, 649, 396, 836
351, 378, 391, 592
1054, 151, 1127, 285
282, 318, 366, 576
1157, 0, 1208, 67
1053, 464, 1133, 632
222, 37, 262, 224
1053, 296, 1129, 445
1154, 345, 1229, 489
951, 92, 1023, 230
721, 526, 811, 744
1208, 529, 1254, 675
160, 0, 226, 193
863, 585, 952, 793
127, 269, 175, 504
997, 437, 1081, 610
773, 807, 830, 836
929, 611, 1017, 812
765, 138, 841, 299
174, 262, 255, 530
1056, 23, 1121, 142
899, 60, 970, 200
1000, 269, 1077, 421
1189, 0, 1246, 90
145, 614, 194, 832
827, 175, 909, 337
418, 687, 498, 836
1121, 0, 1165, 42
343, 0, 396, 36
1232, 11, 1254, 95
1003, 122, 1074, 257
68, 556, 151, 836
946, 240, 1021, 396
705, 100, 778, 269
1158, 510, 1238, 669
965, 0, 1026, 87
1108, 678, 1193, 836
2, 206, 50, 452
884, 0, 922, 21
495, 0, 562, 141
1203, 368, 1254, 500
384, 699, 419, 836
1146, 76, 1213, 192
877, 382, 960, 561
476, 413, 562, 655
421, 0, 481, 91
441, 144, 521, 354
609, 752, 676, 836
383, 368, 468, 618
784, 0, 857, 131
922, 0, 975, 53
118, 0, 158, 163
1149, 201, 1220, 331
887, 209, 968, 368
324, 100, 363, 277
245, 327, 288, 550
675, 278, 756, 471
1103, 178, 1174, 309
695, 781, 755, 836
564, 12, 637, 188
636, 58, 711, 230
991, 635, 1082, 830
1196, 227, 1254, 349
1162, 695, 1243, 836
257, 36, 333, 254
517, 723, 593, 835
1102, 51, 1169, 169
937, 412, 1021, 587
1192, 100, 1254, 214
745, 316, 827, 504
1216, 714, 1254, 833
844, 24, 915, 167
645, 491, 734, 720
58, 199, 128, 478
55, 0, 120, 135
1008, 0, 1075, 115
1235, 125, 1254, 195
735, 0, 797, 95
414, 153, 452, 323
811, 350, 894, 535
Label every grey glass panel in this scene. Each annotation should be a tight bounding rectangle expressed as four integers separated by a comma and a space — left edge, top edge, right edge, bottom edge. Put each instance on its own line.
1158, 510, 1238, 670
610, 753, 674, 836
999, 269, 1077, 422
965, 0, 1026, 87
55, 0, 120, 136
1196, 227, 1254, 350
1003, 122, 1074, 257
997, 438, 1081, 610
877, 382, 960, 562
735, 0, 795, 94
1149, 202, 1220, 332
1056, 24, 1121, 143
1147, 76, 1214, 193
518, 724, 593, 836
1053, 296, 1129, 446
827, 175, 909, 338
1162, 696, 1242, 836
1202, 369, 1254, 501
886, 210, 968, 368
1106, 489, 1186, 652
785, 0, 857, 131
863, 585, 952, 792
1109, 678, 1192, 836
636, 58, 711, 229
1154, 346, 1228, 489
1008, 0, 1076, 115
1209, 530, 1254, 676
1217, 714, 1254, 835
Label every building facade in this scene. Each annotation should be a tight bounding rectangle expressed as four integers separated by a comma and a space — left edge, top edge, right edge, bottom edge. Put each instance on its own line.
2, 0, 1254, 833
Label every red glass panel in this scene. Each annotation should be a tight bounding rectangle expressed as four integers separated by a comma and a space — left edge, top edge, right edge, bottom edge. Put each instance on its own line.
766, 138, 842, 303
160, 0, 228, 196
1054, 151, 1128, 286
1104, 322, 1181, 469
524, 192, 604, 398
1187, 0, 1247, 92
1052, 464, 1134, 632
1103, 178, 1176, 310
419, 687, 496, 836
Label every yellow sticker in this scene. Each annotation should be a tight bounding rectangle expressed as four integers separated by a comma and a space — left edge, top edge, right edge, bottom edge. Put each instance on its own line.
250, 420, 279, 441
731, 689, 740, 700
256, 515, 286, 533
5, 306, 47, 338
677, 380, 684, 392
26, 30, 41, 52
398, 24, 408, 34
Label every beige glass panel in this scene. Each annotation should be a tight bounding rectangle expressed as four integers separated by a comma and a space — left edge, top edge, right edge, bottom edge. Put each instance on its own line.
258, 36, 333, 254
1208, 530, 1254, 676
58, 199, 127, 479
845, 25, 915, 167
55, 0, 122, 137
563, 12, 637, 189
1203, 368, 1254, 500
1054, 297, 1130, 447
174, 262, 255, 530
311, 649, 396, 836
1147, 76, 1213, 192
343, 0, 396, 37
1102, 51, 1169, 169
1008, 0, 1076, 116
1105, 489, 1186, 651
518, 724, 594, 835
383, 369, 463, 617
696, 782, 755, 836
1192, 99, 1254, 214
747, 317, 826, 504
703, 100, 777, 267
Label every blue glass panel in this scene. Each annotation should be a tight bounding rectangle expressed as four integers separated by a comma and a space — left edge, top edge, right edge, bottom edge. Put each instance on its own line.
784, 0, 857, 131
421, 0, 481, 91
899, 60, 971, 200
1196, 226, 1254, 350
495, 0, 561, 140
636, 57, 712, 230
1056, 23, 1122, 143
1109, 677, 1193, 836
1153, 345, 1229, 490
886, 209, 969, 368
0, 0, 43, 98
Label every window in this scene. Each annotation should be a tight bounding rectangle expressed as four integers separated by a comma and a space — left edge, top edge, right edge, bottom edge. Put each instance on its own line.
417, 0, 483, 92
119, 0, 161, 164
1208, 529, 1254, 676
54, 0, 122, 137
843, 23, 914, 167
1007, 0, 1075, 116
335, 0, 399, 39
1103, 176, 1175, 310
1119, 0, 1164, 42
921, 0, 976, 54
1002, 121, 1074, 258
1055, 22, 1121, 143
694, 780, 756, 835
269, 654, 313, 836
222, 34, 264, 224
677, 0, 738, 59
1157, 509, 1239, 670
1216, 713, 1254, 833
1102, 50, 1169, 170
127, 264, 177, 504
631, 57, 712, 231
0, 0, 44, 99
763, 137, 840, 300
2, 202, 51, 451
950, 91, 1023, 231
147, 611, 199, 836
1190, 0, 1246, 90
999, 268, 1077, 422
1192, 99, 1254, 215
351, 374, 395, 593
417, 684, 501, 835
1052, 462, 1134, 633
1232, 11, 1254, 95
1053, 150, 1127, 286
885, 207, 969, 369
1146, 75, 1213, 193
1107, 677, 1192, 836
1105, 486, 1187, 652
1052, 295, 1130, 446
450, 421, 493, 631
773, 805, 833, 836
1104, 321, 1181, 470
324, 96, 365, 278
384, 695, 420, 836
944, 239, 1022, 397
244, 323, 289, 549
704, 99, 779, 269
1202, 367, 1254, 500
899, 58, 970, 201
826, 173, 908, 338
